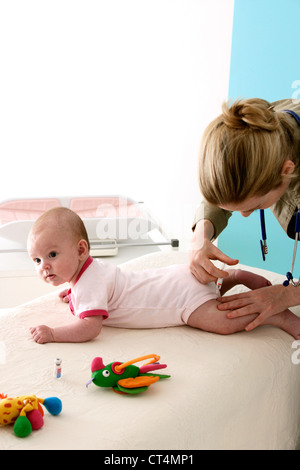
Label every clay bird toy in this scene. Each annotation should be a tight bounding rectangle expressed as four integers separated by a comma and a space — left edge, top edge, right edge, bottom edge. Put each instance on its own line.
86, 354, 170, 394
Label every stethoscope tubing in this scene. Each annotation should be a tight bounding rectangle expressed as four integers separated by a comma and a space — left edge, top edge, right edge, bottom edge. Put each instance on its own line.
260, 209, 268, 261
258, 108, 300, 286
286, 209, 300, 286
260, 208, 300, 287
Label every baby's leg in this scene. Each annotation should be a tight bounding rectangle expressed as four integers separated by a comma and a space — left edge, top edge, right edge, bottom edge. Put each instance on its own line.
188, 300, 258, 335
188, 299, 300, 339
220, 269, 271, 295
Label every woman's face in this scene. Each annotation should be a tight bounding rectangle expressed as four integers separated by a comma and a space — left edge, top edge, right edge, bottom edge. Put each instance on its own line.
220, 159, 295, 217
220, 179, 291, 218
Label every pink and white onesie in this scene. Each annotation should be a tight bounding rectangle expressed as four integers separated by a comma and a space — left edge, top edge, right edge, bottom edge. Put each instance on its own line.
67, 256, 217, 328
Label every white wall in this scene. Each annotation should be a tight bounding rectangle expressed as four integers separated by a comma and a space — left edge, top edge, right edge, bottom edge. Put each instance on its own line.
0, 0, 234, 249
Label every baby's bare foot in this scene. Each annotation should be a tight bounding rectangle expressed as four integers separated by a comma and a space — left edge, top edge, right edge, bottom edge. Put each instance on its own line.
234, 269, 271, 290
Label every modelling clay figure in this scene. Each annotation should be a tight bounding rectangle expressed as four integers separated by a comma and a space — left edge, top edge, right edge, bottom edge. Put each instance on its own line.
86, 354, 170, 394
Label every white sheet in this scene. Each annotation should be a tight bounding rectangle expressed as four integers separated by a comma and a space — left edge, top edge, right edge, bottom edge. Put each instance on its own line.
1, 251, 300, 450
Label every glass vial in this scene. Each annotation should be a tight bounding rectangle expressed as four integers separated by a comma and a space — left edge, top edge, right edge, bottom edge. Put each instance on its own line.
54, 358, 62, 378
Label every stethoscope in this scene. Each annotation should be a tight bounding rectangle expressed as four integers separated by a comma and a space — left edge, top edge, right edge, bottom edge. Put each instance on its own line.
260, 207, 300, 287
259, 108, 300, 287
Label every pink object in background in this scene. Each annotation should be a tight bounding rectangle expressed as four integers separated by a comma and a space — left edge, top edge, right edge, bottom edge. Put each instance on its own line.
0, 199, 61, 225
0, 196, 145, 226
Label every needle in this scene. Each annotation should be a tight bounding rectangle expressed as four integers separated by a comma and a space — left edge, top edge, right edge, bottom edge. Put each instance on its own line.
216, 263, 226, 294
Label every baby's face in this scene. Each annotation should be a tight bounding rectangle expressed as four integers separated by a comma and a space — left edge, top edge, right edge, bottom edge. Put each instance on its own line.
27, 224, 85, 287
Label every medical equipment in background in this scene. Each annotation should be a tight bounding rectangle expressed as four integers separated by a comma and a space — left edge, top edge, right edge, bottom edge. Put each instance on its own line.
0, 196, 179, 258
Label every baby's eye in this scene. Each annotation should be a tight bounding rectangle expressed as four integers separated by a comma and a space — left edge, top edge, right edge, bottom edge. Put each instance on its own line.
49, 252, 57, 259
34, 258, 41, 264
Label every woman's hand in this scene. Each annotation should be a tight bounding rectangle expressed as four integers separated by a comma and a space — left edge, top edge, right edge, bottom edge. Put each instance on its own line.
190, 240, 239, 284
190, 219, 239, 284
217, 284, 292, 331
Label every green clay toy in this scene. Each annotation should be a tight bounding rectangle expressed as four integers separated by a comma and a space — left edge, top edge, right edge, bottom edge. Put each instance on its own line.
86, 354, 170, 394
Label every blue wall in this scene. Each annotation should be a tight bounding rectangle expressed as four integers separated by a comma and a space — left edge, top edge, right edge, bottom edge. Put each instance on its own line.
219, 0, 300, 275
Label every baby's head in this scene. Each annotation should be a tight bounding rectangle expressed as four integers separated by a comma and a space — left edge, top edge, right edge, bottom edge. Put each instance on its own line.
29, 207, 90, 249
27, 207, 90, 286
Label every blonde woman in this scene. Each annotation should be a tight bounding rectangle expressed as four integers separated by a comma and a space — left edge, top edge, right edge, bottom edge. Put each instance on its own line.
191, 98, 300, 332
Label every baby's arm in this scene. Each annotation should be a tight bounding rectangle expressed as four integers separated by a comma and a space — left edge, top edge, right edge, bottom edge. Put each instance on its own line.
59, 288, 70, 303
30, 316, 103, 344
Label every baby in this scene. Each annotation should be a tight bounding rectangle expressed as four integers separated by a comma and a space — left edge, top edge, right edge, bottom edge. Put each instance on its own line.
27, 207, 300, 343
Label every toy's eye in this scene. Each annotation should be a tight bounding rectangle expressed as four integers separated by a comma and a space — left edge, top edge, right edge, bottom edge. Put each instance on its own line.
102, 370, 110, 377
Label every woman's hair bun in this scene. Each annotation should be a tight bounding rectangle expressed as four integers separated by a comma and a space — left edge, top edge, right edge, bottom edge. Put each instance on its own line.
222, 98, 279, 131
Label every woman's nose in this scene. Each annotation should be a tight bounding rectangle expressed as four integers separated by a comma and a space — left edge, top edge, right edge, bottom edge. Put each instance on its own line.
240, 211, 253, 218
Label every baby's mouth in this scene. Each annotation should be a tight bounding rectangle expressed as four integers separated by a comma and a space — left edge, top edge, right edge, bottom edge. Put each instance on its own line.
46, 274, 56, 281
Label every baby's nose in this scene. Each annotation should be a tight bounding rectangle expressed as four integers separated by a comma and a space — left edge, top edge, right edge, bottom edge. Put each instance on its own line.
41, 259, 51, 270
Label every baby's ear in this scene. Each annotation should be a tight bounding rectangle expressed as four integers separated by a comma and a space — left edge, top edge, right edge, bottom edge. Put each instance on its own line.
78, 239, 89, 259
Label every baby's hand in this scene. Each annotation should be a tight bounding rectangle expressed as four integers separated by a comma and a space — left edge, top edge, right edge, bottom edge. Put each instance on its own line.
59, 289, 70, 303
30, 325, 54, 344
